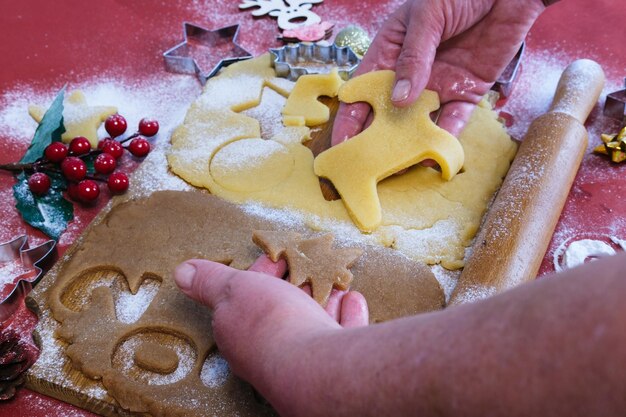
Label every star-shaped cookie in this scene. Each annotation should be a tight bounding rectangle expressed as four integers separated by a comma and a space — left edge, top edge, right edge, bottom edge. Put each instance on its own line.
29, 90, 117, 148
253, 230, 362, 306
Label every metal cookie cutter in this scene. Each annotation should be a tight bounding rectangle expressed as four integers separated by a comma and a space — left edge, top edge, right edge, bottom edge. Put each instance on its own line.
0, 236, 56, 322
604, 78, 626, 121
270, 42, 361, 81
492, 42, 525, 98
163, 22, 253, 85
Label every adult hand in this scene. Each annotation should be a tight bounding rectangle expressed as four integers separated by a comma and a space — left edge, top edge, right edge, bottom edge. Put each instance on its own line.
332, 0, 545, 143
174, 253, 626, 417
173, 255, 367, 397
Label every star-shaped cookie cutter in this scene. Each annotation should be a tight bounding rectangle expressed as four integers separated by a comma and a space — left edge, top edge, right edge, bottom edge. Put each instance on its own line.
270, 42, 361, 81
0, 236, 56, 322
163, 22, 253, 85
604, 78, 626, 121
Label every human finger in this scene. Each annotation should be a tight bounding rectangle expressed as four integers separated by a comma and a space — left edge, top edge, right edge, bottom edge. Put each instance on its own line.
324, 289, 348, 322
391, 2, 444, 106
299, 285, 347, 323
248, 254, 288, 278
174, 259, 241, 310
330, 4, 410, 146
338, 291, 369, 328
331, 102, 372, 146
436, 100, 476, 137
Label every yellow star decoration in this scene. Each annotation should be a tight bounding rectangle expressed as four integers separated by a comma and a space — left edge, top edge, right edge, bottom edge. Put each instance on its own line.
594, 126, 626, 163
253, 230, 362, 306
29, 90, 117, 148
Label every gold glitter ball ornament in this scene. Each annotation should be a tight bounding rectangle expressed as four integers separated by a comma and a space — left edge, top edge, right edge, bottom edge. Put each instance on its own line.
334, 25, 371, 57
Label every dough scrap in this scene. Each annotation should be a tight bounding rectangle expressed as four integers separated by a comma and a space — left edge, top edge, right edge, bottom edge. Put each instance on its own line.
134, 341, 179, 374
282, 68, 344, 127
314, 70, 465, 232
47, 191, 443, 416
29, 90, 117, 148
252, 230, 362, 305
168, 56, 517, 269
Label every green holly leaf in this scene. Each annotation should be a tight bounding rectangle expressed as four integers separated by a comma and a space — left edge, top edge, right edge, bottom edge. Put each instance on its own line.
13, 86, 74, 240
13, 172, 73, 240
20, 87, 66, 164
82, 152, 98, 174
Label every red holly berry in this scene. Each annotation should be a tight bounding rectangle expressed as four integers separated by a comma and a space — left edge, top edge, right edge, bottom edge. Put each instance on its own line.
76, 180, 100, 202
97, 137, 113, 150
69, 136, 91, 156
44, 142, 68, 163
105, 114, 127, 138
107, 172, 129, 194
94, 153, 117, 174
128, 137, 150, 157
102, 140, 124, 159
28, 172, 51, 195
61, 157, 87, 182
138, 118, 159, 137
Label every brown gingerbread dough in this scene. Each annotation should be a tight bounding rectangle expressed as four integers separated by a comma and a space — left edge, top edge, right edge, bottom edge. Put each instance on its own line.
253, 231, 362, 306
134, 341, 179, 374
46, 190, 444, 416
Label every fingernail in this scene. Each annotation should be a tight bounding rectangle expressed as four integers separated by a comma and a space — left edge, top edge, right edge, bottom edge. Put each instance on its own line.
174, 262, 196, 291
391, 79, 411, 102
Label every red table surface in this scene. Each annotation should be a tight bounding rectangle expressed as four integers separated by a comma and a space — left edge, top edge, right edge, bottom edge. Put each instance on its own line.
0, 0, 625, 415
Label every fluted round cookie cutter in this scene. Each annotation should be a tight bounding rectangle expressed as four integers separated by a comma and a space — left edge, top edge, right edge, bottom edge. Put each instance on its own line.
269, 42, 361, 81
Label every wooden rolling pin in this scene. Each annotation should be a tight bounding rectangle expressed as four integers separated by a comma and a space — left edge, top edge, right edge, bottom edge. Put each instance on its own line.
449, 59, 605, 305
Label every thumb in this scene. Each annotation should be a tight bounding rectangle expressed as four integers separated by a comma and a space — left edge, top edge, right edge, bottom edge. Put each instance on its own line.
391, 3, 444, 106
174, 259, 239, 310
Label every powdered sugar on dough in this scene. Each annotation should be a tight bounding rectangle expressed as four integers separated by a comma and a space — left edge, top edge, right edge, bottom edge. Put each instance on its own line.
168, 55, 517, 269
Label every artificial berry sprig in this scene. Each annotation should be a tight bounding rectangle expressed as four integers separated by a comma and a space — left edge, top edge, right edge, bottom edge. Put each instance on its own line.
1, 114, 159, 204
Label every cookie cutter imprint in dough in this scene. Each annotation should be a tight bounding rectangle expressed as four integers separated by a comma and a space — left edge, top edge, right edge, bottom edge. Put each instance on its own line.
270, 42, 361, 81
0, 235, 56, 321
48, 193, 385, 415
163, 22, 253, 85
168, 54, 518, 269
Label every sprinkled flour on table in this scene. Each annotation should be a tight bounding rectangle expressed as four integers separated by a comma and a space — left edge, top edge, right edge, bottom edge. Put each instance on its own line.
16, 38, 626, 416
0, 260, 32, 293
0, 72, 198, 245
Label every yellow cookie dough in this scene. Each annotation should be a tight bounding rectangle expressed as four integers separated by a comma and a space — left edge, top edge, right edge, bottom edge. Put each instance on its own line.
29, 90, 117, 148
282, 68, 344, 127
314, 70, 465, 232
167, 55, 517, 269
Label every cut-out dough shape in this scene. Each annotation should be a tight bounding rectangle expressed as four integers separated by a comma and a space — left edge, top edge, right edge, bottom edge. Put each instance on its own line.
134, 341, 179, 374
29, 90, 117, 148
43, 191, 442, 416
282, 68, 344, 126
167, 56, 517, 269
253, 230, 362, 305
314, 70, 465, 232
168, 54, 295, 191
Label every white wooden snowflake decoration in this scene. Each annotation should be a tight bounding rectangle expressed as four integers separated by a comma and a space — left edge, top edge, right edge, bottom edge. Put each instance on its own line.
239, 0, 324, 30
